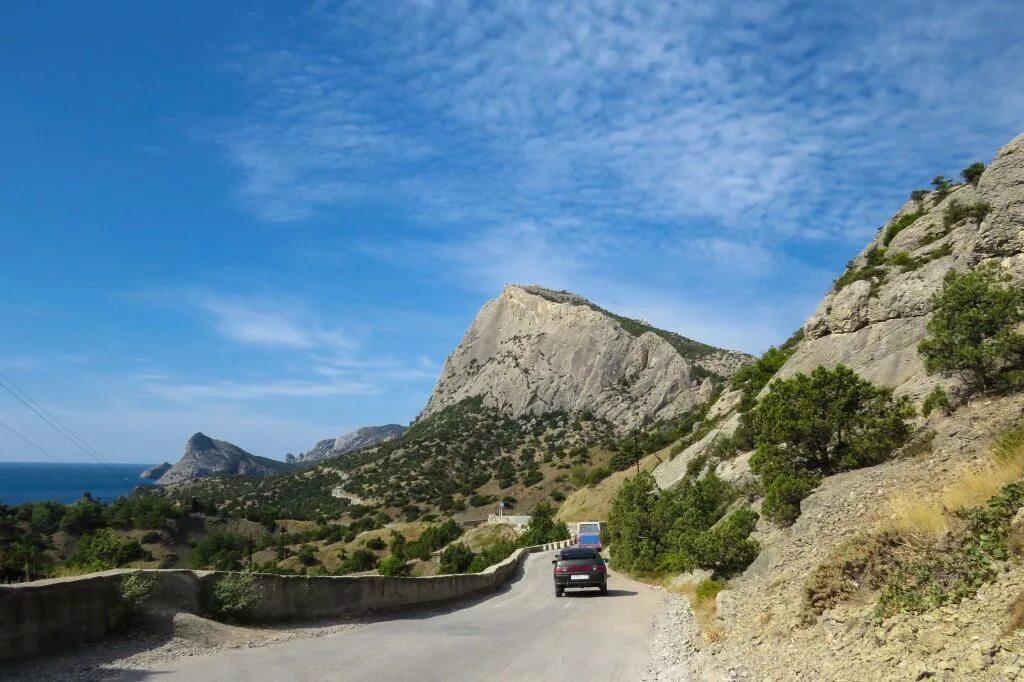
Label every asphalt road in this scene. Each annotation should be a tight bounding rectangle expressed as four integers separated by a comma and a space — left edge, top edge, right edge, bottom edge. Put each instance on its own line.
120, 550, 662, 681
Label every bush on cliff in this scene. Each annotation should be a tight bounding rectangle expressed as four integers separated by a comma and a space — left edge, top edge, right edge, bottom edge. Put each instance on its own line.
918, 265, 1024, 393
750, 365, 914, 525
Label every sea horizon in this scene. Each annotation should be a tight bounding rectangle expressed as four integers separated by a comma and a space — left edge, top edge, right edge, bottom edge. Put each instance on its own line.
0, 461, 157, 506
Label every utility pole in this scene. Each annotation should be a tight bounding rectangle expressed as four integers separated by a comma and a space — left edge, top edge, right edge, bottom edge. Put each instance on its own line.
634, 427, 641, 475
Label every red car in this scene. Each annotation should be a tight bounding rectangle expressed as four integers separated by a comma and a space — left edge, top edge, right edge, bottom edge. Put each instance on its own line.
551, 547, 608, 596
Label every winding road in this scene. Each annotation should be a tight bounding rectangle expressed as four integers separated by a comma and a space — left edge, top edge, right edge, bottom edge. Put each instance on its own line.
120, 550, 663, 681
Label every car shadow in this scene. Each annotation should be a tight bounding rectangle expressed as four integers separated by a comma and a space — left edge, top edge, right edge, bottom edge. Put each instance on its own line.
564, 589, 637, 598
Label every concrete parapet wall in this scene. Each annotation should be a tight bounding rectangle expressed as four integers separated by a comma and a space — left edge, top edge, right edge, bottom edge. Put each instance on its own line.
0, 540, 571, 663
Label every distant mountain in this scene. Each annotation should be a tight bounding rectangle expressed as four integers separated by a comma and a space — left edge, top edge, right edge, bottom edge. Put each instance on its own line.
157, 433, 293, 485
139, 461, 171, 480
288, 424, 407, 465
421, 284, 753, 429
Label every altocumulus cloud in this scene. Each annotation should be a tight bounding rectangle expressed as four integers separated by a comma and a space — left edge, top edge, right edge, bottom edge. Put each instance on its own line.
216, 0, 1024, 241
206, 0, 1024, 352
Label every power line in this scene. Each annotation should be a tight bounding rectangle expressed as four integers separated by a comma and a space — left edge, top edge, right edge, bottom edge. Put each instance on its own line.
0, 417, 69, 468
0, 371, 130, 481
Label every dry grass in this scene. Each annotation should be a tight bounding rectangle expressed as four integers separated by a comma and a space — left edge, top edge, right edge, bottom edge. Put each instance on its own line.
556, 444, 676, 523
1006, 592, 1024, 635
877, 428, 1024, 545
657, 576, 725, 641
805, 425, 1024, 618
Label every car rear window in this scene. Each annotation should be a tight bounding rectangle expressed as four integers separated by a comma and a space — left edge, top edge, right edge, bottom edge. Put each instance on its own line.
559, 549, 599, 561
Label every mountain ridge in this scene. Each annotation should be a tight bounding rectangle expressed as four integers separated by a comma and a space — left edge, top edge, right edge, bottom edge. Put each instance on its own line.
286, 424, 408, 465
420, 283, 753, 429
157, 432, 294, 486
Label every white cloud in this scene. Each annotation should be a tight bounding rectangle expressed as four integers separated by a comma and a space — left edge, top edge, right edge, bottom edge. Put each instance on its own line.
145, 378, 375, 402
213, 0, 1024, 245
195, 293, 353, 351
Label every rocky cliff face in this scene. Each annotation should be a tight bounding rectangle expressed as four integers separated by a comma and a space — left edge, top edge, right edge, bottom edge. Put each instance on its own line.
139, 461, 171, 480
157, 433, 293, 485
781, 131, 1024, 401
652, 132, 1024, 680
655, 132, 1024, 491
421, 284, 753, 430
290, 424, 407, 464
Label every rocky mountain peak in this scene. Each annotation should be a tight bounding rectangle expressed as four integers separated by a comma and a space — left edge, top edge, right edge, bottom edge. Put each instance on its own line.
157, 432, 293, 485
420, 283, 753, 429
291, 424, 408, 465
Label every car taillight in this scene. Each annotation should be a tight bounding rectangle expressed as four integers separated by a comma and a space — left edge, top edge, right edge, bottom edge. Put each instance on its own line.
555, 566, 568, 574
591, 564, 605, 572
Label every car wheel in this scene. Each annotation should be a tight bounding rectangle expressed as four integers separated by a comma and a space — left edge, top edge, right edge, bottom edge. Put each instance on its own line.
555, 586, 564, 597
600, 584, 608, 595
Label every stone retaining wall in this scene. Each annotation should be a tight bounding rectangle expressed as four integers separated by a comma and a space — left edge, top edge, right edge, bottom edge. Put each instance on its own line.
0, 540, 572, 662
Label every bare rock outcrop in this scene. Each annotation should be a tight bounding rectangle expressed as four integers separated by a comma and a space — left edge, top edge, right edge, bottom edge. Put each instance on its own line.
790, 132, 1024, 401
291, 424, 407, 464
140, 461, 172, 480
420, 284, 753, 429
655, 132, 1024, 492
653, 133, 1024, 681
157, 433, 293, 485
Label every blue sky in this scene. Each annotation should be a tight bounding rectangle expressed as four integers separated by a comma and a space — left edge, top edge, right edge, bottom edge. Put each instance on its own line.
2, 1, 1022, 464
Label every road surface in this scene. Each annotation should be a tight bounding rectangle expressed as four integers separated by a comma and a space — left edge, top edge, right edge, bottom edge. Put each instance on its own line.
119, 550, 663, 681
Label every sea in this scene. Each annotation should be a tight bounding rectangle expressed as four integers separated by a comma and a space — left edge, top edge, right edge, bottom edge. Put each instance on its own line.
0, 462, 155, 505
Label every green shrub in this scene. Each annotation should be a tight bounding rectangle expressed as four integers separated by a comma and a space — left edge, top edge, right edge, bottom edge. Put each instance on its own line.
690, 509, 760, 576
750, 365, 914, 525
376, 555, 409, 576
731, 346, 793, 411
607, 471, 758, 578
108, 571, 154, 632
522, 469, 543, 486
478, 538, 518, 567
519, 502, 569, 546
943, 200, 991, 228
59, 502, 106, 534
439, 543, 475, 574
188, 532, 247, 571
296, 544, 317, 565
209, 572, 262, 622
922, 386, 951, 417
918, 265, 1024, 392
888, 251, 914, 268
834, 264, 883, 293
569, 466, 612, 488
961, 162, 985, 186
910, 189, 929, 204
695, 577, 725, 601
876, 482, 1024, 618
68, 529, 150, 570
760, 469, 820, 526
338, 548, 377, 574
388, 531, 407, 560
883, 212, 923, 246
931, 175, 953, 202
364, 536, 386, 550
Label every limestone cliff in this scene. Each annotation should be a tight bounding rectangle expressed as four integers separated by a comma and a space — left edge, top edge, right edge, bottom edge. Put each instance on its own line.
782, 132, 1024, 400
157, 433, 293, 485
139, 461, 171, 480
656, 132, 1024, 491
291, 424, 407, 464
420, 284, 753, 429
